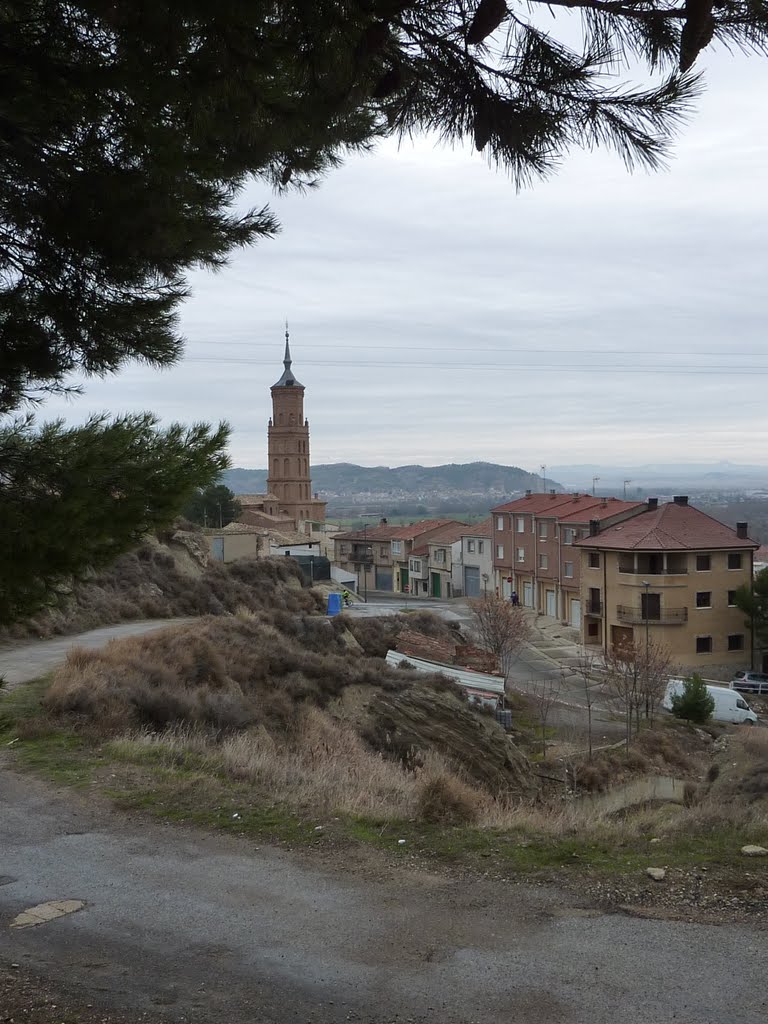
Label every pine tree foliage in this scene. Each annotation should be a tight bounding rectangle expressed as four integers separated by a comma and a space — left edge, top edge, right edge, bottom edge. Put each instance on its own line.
0, 414, 230, 624
669, 673, 715, 723
182, 484, 243, 529
2, 1, 767, 408
734, 567, 768, 650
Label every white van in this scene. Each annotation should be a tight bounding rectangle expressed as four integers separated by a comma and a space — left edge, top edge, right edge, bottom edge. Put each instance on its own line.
662, 678, 758, 725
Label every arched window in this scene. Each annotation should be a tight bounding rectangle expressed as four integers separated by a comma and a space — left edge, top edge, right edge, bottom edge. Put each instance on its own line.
278, 412, 284, 425
289, 412, 295, 425
284, 457, 289, 475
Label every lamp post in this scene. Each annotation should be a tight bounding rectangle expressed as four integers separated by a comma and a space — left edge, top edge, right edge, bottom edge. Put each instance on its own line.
592, 475, 600, 497
540, 464, 547, 491
358, 513, 380, 603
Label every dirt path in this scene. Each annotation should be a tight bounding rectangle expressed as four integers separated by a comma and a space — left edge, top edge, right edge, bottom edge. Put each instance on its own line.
1, 769, 766, 1024
0, 619, 194, 688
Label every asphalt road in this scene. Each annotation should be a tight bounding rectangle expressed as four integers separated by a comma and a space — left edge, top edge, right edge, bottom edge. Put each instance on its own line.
1, 770, 767, 1024
0, 619, 193, 688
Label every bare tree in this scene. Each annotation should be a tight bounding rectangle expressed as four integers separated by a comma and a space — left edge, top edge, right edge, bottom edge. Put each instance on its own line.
469, 595, 532, 678
603, 638, 672, 750
528, 675, 562, 758
574, 649, 602, 761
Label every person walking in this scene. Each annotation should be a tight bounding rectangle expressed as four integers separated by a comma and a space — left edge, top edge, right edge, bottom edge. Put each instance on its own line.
510, 590, 520, 607
341, 588, 351, 607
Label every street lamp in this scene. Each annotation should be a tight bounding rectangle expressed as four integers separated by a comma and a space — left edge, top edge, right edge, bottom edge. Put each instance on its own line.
540, 464, 547, 491
358, 513, 380, 603
592, 475, 600, 497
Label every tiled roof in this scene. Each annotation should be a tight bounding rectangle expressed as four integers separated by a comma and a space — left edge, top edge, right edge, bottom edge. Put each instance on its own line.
576, 501, 759, 551
388, 519, 463, 540
410, 544, 430, 557
491, 492, 583, 514
556, 498, 646, 523
427, 523, 467, 546
333, 524, 400, 542
461, 517, 492, 538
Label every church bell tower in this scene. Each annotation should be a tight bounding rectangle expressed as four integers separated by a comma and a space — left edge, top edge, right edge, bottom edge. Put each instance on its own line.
266, 329, 326, 530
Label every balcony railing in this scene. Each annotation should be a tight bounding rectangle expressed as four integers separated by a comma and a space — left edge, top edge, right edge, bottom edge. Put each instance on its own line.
616, 605, 688, 625
585, 600, 603, 615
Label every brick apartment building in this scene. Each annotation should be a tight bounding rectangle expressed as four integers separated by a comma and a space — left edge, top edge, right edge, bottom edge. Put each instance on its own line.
491, 491, 645, 626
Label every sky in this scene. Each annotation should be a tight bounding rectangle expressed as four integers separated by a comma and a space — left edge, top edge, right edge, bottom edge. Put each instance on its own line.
41, 38, 768, 474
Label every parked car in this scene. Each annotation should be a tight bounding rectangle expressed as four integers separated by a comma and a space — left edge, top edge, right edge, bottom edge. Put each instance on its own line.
663, 679, 758, 725
730, 670, 768, 695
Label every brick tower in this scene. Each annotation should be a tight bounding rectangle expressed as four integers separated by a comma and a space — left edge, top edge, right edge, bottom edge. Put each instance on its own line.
266, 329, 326, 530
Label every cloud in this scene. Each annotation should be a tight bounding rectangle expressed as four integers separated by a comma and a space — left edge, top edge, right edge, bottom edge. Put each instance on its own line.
39, 47, 768, 472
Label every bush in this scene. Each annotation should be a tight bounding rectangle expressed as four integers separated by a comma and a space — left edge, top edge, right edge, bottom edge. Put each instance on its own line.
417, 766, 481, 825
670, 674, 715, 724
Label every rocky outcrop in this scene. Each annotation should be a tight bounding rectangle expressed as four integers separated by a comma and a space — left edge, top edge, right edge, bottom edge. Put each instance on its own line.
367, 683, 536, 799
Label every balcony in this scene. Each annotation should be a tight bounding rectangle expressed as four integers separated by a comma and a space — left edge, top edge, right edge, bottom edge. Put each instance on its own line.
616, 605, 688, 625
585, 600, 603, 616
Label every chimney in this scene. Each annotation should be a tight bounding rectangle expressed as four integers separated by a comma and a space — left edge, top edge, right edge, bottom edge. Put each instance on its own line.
673, 495, 689, 506
589, 519, 600, 537
549, 490, 556, 497
380, 517, 388, 526
525, 489, 531, 497
736, 522, 749, 539
647, 498, 658, 510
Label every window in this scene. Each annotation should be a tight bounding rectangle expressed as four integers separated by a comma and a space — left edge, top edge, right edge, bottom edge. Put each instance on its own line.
696, 636, 713, 654
538, 522, 548, 540
478, 541, 485, 554
737, 697, 749, 711
517, 547, 525, 563
562, 527, 575, 545
728, 634, 745, 651
538, 553, 548, 569
391, 540, 402, 555
339, 544, 349, 555
434, 548, 446, 564
379, 546, 389, 558
696, 591, 712, 608
496, 544, 504, 559
588, 552, 600, 569
564, 561, 574, 578
496, 516, 504, 531
467, 540, 475, 552
409, 558, 421, 574
728, 552, 743, 570
728, 590, 737, 606
516, 517, 525, 533
696, 554, 711, 571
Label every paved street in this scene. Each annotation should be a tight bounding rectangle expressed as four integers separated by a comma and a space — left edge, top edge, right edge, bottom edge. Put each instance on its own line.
1, 769, 766, 1024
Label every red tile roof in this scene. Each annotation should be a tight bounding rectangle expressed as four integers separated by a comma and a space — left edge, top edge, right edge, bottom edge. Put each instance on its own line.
427, 522, 468, 546
410, 544, 430, 557
557, 498, 646, 523
492, 492, 584, 514
461, 517, 492, 538
388, 519, 463, 540
576, 501, 759, 551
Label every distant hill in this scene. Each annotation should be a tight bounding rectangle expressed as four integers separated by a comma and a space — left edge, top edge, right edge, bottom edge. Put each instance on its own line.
222, 462, 558, 511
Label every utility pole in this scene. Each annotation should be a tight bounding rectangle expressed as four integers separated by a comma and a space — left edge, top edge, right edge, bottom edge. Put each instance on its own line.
592, 475, 600, 497
217, 502, 223, 529
540, 464, 547, 491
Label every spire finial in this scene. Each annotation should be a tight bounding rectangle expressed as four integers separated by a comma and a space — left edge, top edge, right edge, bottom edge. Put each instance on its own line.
283, 320, 291, 367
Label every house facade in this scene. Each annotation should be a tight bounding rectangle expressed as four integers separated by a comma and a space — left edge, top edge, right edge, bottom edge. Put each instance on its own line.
491, 491, 645, 625
459, 518, 493, 598
575, 496, 758, 674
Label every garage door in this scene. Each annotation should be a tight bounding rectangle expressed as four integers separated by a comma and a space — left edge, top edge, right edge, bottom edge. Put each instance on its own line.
375, 568, 393, 592
570, 598, 581, 628
464, 565, 481, 598
546, 590, 556, 617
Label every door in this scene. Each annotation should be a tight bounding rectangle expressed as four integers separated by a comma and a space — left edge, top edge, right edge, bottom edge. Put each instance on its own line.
375, 568, 393, 591
464, 565, 481, 598
546, 590, 556, 617
570, 598, 581, 628
400, 568, 409, 591
641, 592, 661, 620
211, 537, 224, 562
611, 624, 633, 651
430, 572, 441, 598
523, 581, 533, 608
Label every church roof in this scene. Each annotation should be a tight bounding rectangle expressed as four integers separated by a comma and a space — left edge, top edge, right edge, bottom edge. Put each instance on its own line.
272, 328, 304, 389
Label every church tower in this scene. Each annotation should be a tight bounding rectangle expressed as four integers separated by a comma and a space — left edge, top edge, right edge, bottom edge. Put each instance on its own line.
266, 329, 326, 530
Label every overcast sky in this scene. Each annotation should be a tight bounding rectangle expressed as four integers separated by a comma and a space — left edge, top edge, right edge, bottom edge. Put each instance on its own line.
43, 43, 768, 474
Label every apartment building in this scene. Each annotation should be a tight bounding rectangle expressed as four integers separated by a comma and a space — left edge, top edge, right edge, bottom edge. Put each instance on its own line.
491, 491, 645, 625
460, 518, 493, 598
333, 518, 462, 594
575, 496, 758, 673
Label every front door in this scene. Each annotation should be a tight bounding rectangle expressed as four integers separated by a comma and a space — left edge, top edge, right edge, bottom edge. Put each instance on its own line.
546, 590, 556, 617
400, 567, 409, 591
523, 581, 533, 608
430, 572, 441, 598
570, 598, 581, 628
464, 565, 481, 598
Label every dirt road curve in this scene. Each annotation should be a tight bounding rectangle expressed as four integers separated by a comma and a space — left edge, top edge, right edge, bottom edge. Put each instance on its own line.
0, 619, 193, 688
1, 771, 766, 1024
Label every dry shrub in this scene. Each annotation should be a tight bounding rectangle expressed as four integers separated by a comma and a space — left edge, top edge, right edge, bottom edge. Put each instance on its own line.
343, 611, 458, 658
417, 759, 482, 825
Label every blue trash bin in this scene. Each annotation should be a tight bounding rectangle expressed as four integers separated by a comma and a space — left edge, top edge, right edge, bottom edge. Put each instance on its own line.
327, 592, 342, 617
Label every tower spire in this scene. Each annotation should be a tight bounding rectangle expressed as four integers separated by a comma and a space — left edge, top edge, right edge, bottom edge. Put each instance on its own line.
272, 322, 303, 388
284, 320, 291, 368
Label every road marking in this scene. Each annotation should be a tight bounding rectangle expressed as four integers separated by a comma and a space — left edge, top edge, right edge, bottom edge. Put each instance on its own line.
10, 899, 85, 928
